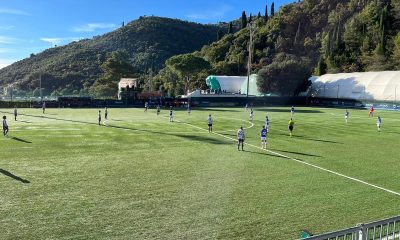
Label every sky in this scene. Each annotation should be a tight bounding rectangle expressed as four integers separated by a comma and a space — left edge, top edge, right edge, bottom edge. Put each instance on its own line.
0, 0, 293, 69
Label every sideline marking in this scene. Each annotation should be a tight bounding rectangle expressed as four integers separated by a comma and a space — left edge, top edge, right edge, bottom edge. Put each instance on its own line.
177, 119, 400, 197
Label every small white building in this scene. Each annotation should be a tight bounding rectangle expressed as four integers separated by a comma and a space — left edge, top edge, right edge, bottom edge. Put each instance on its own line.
118, 78, 138, 99
3, 86, 13, 98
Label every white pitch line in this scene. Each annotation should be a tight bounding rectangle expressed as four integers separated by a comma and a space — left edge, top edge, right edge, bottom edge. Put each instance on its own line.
214, 117, 254, 133
176, 119, 400, 197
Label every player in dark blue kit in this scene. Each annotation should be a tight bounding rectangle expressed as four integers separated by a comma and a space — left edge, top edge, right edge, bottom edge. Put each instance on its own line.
42, 102, 46, 114
260, 126, 268, 149
14, 106, 17, 121
156, 105, 161, 116
98, 110, 102, 126
3, 116, 9, 136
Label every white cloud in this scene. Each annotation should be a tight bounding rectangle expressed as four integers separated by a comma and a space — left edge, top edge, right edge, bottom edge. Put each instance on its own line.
186, 5, 233, 20
39, 37, 84, 46
0, 48, 12, 53
72, 23, 117, 32
0, 8, 30, 16
40, 38, 64, 46
0, 36, 16, 44
0, 58, 17, 69
0, 26, 15, 30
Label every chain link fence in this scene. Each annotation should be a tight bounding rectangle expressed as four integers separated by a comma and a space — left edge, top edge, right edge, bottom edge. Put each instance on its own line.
311, 84, 400, 103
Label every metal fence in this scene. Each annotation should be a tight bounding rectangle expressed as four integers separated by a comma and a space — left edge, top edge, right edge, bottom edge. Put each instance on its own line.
305, 216, 400, 240
311, 84, 400, 103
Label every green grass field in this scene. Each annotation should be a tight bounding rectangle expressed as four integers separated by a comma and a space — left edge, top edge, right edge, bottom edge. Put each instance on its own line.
1, 106, 400, 239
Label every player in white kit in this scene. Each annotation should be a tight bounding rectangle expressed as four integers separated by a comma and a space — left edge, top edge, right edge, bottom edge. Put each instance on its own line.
207, 115, 213, 133
169, 110, 174, 122
249, 109, 254, 122
265, 116, 270, 132
377, 116, 382, 132
237, 126, 245, 151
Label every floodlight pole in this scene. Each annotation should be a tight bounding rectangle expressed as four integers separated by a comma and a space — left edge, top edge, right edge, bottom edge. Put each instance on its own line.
39, 73, 43, 103
246, 23, 254, 99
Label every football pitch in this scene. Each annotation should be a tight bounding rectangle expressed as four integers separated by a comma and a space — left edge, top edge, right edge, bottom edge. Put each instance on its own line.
1, 106, 400, 239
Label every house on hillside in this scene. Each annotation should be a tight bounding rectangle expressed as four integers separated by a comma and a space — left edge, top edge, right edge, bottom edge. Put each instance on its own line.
118, 78, 138, 100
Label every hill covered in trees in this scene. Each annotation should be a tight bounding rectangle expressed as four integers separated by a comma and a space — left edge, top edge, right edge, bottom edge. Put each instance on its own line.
155, 0, 400, 96
0, 16, 227, 96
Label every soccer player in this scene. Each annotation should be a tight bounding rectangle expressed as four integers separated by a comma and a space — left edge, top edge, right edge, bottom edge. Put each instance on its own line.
369, 105, 374, 117
265, 115, 270, 132
14, 106, 17, 121
207, 114, 213, 133
291, 106, 295, 117
98, 110, 102, 126
42, 102, 46, 114
345, 109, 349, 123
169, 110, 174, 122
156, 105, 161, 116
288, 118, 295, 137
377, 116, 382, 132
245, 103, 249, 111
249, 109, 254, 122
105, 107, 108, 120
3, 116, 9, 136
144, 102, 148, 112
237, 126, 245, 151
187, 105, 192, 115
260, 126, 268, 149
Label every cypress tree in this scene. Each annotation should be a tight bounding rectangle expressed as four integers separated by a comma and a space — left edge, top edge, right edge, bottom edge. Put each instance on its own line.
271, 2, 275, 16
249, 14, 253, 23
241, 11, 248, 29
380, 5, 388, 51
294, 22, 301, 46
217, 29, 223, 41
325, 31, 331, 57
315, 58, 327, 76
380, 26, 385, 51
257, 12, 261, 19
228, 22, 233, 34
264, 3, 269, 21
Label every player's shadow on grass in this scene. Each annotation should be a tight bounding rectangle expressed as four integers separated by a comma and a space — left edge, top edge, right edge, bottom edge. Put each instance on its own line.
0, 169, 30, 183
244, 150, 290, 160
198, 108, 241, 112
174, 134, 230, 145
276, 133, 341, 144
221, 133, 236, 137
18, 120, 32, 123
17, 113, 165, 136
386, 131, 400, 135
11, 137, 32, 143
274, 149, 322, 158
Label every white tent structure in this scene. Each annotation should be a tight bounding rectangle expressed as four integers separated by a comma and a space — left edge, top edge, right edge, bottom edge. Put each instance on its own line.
206, 76, 247, 93
205, 75, 262, 96
311, 71, 400, 101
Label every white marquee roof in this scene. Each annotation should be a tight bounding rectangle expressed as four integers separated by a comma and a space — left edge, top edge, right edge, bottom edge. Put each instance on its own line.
311, 71, 400, 101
